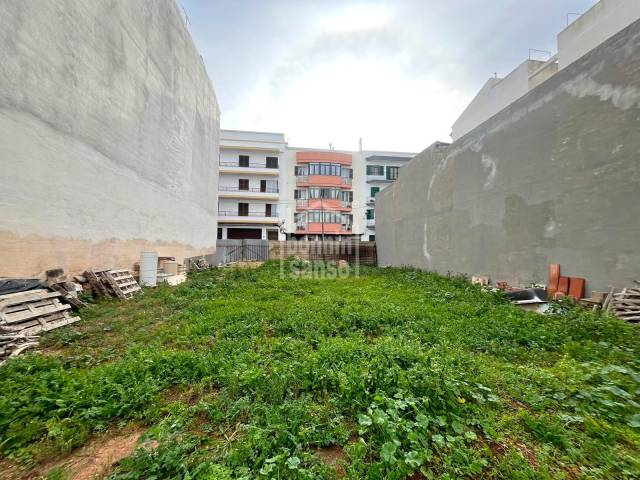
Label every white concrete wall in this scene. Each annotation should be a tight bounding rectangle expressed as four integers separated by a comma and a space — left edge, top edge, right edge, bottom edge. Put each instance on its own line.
281, 149, 298, 235
0, 0, 220, 276
558, 0, 640, 69
351, 153, 366, 237
451, 61, 544, 141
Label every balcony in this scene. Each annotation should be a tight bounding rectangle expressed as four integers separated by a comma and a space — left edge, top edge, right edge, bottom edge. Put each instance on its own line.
295, 175, 352, 188
366, 219, 376, 228
366, 196, 375, 205
367, 173, 390, 182
218, 185, 279, 200
295, 222, 353, 235
295, 199, 352, 210
219, 161, 279, 175
218, 210, 280, 224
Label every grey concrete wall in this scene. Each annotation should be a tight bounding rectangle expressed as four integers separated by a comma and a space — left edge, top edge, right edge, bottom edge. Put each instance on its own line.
377, 19, 640, 293
0, 0, 220, 276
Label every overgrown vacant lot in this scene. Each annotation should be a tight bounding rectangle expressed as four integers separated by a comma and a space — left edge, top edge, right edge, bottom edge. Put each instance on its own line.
1, 263, 639, 479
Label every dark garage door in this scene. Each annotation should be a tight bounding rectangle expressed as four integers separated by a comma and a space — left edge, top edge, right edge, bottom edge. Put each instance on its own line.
227, 228, 262, 240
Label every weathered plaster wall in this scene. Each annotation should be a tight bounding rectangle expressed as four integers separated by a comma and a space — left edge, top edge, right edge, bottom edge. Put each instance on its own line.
0, 0, 219, 277
377, 19, 640, 293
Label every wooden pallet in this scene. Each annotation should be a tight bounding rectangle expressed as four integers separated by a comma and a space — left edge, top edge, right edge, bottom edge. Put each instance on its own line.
85, 269, 110, 299
609, 287, 640, 322
101, 269, 141, 299
0, 289, 80, 363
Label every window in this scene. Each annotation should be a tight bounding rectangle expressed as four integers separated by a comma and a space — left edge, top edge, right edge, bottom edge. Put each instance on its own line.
366, 209, 375, 220
265, 204, 272, 217
309, 188, 340, 199
341, 167, 353, 179
238, 203, 249, 216
341, 191, 353, 202
371, 187, 380, 197
369, 235, 375, 242
266, 156, 278, 169
295, 166, 307, 176
387, 166, 399, 180
308, 163, 342, 176
294, 189, 308, 200
267, 230, 279, 240
239, 179, 249, 191
367, 165, 384, 176
239, 155, 249, 167
266, 180, 278, 193
217, 228, 223, 239
306, 210, 343, 223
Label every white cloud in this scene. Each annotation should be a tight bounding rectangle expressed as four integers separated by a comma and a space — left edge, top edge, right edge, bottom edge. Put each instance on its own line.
317, 3, 393, 34
224, 53, 467, 152
188, 0, 599, 152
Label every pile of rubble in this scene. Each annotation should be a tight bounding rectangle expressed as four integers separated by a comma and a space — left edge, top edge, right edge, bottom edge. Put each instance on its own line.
0, 288, 80, 364
474, 265, 640, 323
0, 266, 142, 364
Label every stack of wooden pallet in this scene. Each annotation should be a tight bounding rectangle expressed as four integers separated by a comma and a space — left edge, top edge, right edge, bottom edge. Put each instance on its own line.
0, 289, 80, 364
84, 268, 141, 300
605, 285, 640, 322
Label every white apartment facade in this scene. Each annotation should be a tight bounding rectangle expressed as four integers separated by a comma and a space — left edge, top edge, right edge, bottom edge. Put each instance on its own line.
361, 152, 415, 242
451, 0, 640, 141
216, 130, 414, 242
217, 130, 286, 240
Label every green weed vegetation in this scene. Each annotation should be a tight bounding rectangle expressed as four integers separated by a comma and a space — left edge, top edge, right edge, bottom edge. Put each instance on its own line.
0, 262, 639, 479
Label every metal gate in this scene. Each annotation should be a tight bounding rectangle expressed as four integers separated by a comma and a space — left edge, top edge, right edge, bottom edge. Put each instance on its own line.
220, 239, 269, 264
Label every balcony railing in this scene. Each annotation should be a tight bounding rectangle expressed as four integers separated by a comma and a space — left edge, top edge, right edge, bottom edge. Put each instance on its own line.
219, 186, 279, 193
295, 223, 353, 232
295, 175, 352, 186
219, 211, 279, 218
367, 196, 375, 205
295, 199, 352, 209
219, 161, 278, 169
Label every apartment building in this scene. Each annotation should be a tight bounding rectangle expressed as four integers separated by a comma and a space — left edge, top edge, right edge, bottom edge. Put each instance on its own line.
451, 0, 640, 141
285, 149, 360, 241
217, 130, 286, 240
362, 152, 415, 242
216, 130, 414, 241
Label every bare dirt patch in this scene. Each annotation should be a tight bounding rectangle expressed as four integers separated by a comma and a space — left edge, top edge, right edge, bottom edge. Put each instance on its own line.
38, 429, 145, 480
315, 445, 346, 477
513, 441, 538, 468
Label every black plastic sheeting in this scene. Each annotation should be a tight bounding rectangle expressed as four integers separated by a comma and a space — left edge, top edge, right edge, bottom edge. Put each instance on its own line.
504, 288, 548, 302
0, 278, 46, 296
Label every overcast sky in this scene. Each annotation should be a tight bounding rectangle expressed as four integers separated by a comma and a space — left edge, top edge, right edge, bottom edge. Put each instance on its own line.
181, 0, 597, 152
